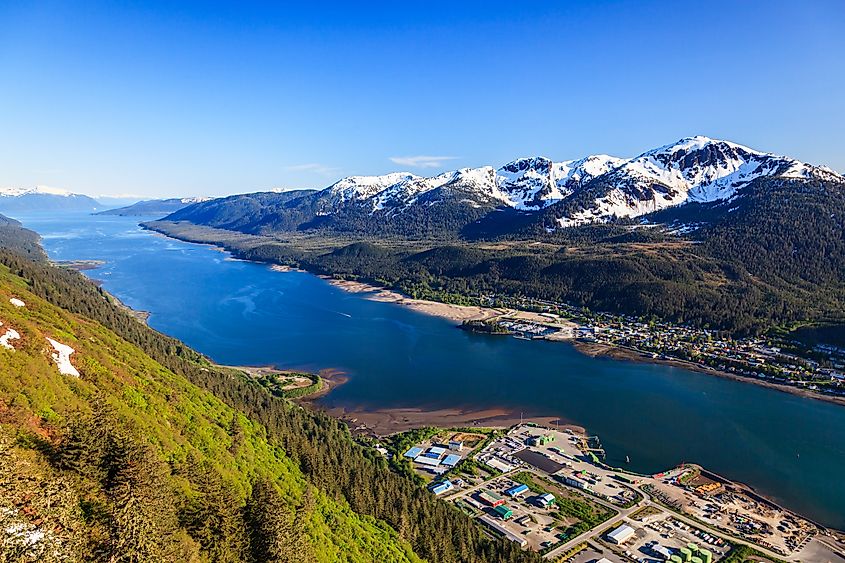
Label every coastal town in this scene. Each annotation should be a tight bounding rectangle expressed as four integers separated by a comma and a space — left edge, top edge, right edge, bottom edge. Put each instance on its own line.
373, 423, 844, 562
460, 293, 845, 404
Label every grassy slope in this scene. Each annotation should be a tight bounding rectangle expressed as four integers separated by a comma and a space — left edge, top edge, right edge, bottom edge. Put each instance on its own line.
0, 262, 421, 563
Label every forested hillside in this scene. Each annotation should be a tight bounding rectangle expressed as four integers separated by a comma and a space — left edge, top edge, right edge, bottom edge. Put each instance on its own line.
153, 138, 845, 336
0, 228, 537, 561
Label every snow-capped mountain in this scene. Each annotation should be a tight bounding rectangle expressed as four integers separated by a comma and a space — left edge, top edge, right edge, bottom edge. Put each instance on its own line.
0, 186, 103, 213
553, 136, 843, 227
164, 136, 843, 237
0, 185, 76, 198
497, 154, 626, 210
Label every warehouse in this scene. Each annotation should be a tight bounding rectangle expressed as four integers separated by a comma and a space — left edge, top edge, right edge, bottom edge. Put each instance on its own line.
429, 480, 453, 496
448, 440, 464, 451
477, 490, 506, 507
442, 454, 461, 467
403, 446, 423, 458
514, 449, 564, 473
607, 523, 636, 544
537, 493, 555, 508
428, 446, 447, 456
486, 457, 515, 473
563, 475, 591, 491
505, 483, 529, 497
414, 455, 442, 467
494, 505, 513, 520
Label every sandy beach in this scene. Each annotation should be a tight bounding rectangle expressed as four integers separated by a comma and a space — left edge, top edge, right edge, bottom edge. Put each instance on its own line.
327, 278, 505, 323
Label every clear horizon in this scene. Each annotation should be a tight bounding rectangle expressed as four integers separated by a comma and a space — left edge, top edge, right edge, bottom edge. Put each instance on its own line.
2, 1, 844, 198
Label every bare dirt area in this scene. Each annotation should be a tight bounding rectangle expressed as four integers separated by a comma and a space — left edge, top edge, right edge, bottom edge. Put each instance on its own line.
318, 404, 579, 436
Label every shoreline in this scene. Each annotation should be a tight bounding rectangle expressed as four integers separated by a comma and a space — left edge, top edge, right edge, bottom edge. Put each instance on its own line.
575, 341, 845, 407
310, 402, 584, 437
142, 221, 845, 408
323, 277, 503, 323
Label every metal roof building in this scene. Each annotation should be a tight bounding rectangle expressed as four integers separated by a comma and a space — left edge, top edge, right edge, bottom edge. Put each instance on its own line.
477, 490, 506, 507
607, 523, 636, 544
494, 505, 513, 519
505, 484, 529, 497
428, 446, 447, 456
429, 480, 453, 495
442, 454, 461, 467
486, 457, 514, 473
403, 446, 423, 458
414, 455, 442, 467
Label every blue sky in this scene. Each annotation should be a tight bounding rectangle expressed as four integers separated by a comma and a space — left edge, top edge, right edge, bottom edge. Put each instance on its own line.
1, 1, 844, 198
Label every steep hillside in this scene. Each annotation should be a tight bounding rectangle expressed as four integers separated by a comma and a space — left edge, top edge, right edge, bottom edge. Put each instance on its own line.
0, 229, 536, 562
0, 213, 45, 259
0, 262, 422, 562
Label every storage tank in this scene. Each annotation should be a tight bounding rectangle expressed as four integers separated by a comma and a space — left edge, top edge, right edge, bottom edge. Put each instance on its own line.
679, 547, 692, 562
699, 548, 713, 563
687, 542, 699, 553
691, 557, 702, 563
670, 557, 683, 563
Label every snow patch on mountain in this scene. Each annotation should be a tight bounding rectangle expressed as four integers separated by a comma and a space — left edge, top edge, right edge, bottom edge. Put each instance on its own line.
0, 322, 20, 350
0, 185, 74, 197
555, 136, 844, 227
328, 173, 419, 204
179, 196, 214, 204
225, 136, 843, 230
46, 338, 80, 377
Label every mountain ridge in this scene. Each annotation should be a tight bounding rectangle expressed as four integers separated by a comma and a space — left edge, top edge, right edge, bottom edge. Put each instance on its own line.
164, 136, 843, 237
0, 186, 103, 213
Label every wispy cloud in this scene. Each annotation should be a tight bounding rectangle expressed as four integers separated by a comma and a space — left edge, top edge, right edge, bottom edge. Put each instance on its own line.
285, 163, 339, 177
389, 155, 460, 169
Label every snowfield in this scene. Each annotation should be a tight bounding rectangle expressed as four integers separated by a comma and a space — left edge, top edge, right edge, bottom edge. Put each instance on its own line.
0, 324, 21, 350
289, 136, 844, 228
46, 338, 80, 377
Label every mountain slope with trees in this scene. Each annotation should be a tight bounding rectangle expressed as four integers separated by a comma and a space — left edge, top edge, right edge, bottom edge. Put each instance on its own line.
151, 136, 845, 335
0, 223, 536, 562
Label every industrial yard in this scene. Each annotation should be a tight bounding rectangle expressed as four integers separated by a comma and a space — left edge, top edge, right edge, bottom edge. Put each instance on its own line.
392, 423, 844, 562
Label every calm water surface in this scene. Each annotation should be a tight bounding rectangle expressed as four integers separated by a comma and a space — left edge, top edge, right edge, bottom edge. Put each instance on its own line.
15, 213, 845, 529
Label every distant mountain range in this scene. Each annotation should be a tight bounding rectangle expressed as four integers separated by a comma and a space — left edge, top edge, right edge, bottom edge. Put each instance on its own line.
0, 186, 103, 213
97, 196, 214, 216
165, 136, 843, 237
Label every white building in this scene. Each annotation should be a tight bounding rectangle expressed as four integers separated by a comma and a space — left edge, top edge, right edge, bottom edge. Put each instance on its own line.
606, 523, 636, 544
